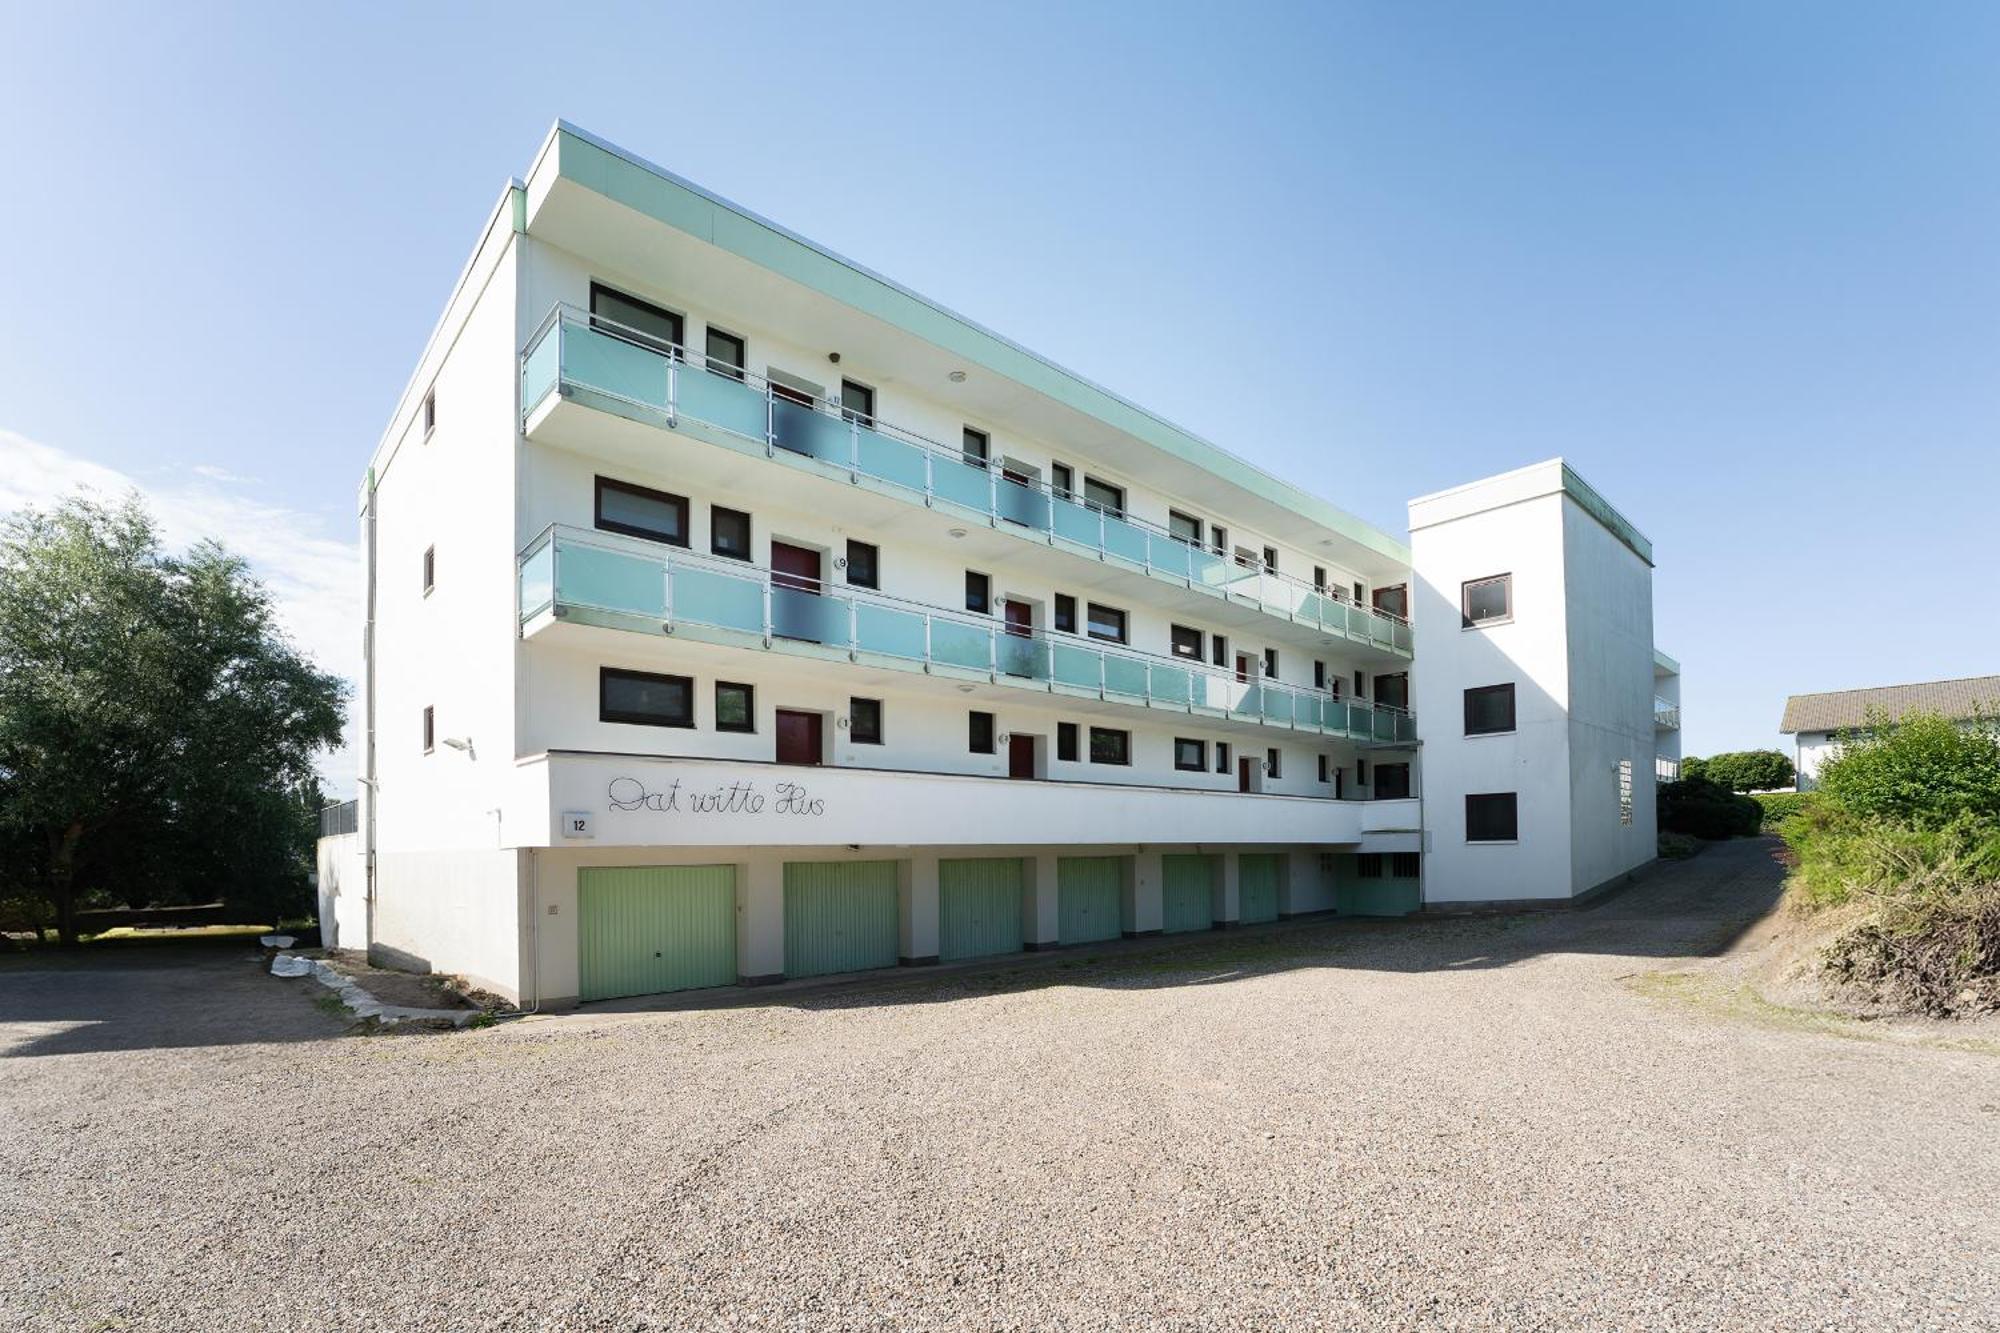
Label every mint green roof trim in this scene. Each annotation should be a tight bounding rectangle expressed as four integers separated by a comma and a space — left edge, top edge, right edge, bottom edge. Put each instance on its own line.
547, 123, 1410, 566
1654, 648, 1679, 674
1560, 462, 1654, 566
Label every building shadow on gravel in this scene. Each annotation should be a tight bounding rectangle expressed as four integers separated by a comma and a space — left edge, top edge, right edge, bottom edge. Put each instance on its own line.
585, 837, 1793, 1018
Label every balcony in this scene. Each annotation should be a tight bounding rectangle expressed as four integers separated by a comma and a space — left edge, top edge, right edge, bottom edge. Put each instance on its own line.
1654, 698, 1680, 730
519, 304, 1412, 659
519, 525, 1418, 747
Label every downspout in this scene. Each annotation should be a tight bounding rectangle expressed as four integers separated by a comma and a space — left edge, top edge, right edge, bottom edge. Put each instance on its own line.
361, 466, 380, 953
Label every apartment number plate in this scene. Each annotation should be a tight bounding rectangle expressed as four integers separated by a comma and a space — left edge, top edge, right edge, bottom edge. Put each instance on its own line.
561, 811, 594, 839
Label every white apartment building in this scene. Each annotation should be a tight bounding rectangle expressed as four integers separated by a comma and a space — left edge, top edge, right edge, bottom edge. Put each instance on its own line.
317, 124, 1676, 1006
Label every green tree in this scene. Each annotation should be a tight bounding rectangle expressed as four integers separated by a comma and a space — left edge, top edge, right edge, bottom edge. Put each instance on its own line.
1814, 710, 2000, 831
0, 493, 345, 943
1700, 749, 1797, 792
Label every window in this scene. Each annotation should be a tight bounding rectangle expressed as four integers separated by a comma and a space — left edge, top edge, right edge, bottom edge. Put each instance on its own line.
590, 282, 683, 352
1169, 510, 1203, 545
1057, 721, 1079, 762
715, 681, 755, 733
969, 710, 995, 755
1211, 525, 1228, 556
1356, 854, 1384, 879
1462, 573, 1512, 628
600, 667, 693, 728
1618, 759, 1634, 826
1317, 754, 1330, 783
1463, 683, 1517, 736
1375, 763, 1411, 799
1211, 634, 1227, 668
422, 705, 434, 754
1089, 727, 1131, 766
1085, 602, 1127, 644
1354, 670, 1366, 697
1391, 852, 1421, 879
1313, 566, 1327, 592
845, 540, 879, 589
596, 476, 689, 547
1170, 625, 1203, 660
962, 427, 989, 470
850, 697, 882, 745
422, 545, 435, 595
1373, 584, 1409, 618
965, 571, 991, 614
1313, 660, 1326, 690
1376, 672, 1410, 710
1352, 581, 1364, 603
422, 390, 436, 437
1050, 461, 1074, 499
1356, 758, 1369, 784
1053, 594, 1077, 634
1262, 545, 1278, 572
704, 326, 746, 380
711, 506, 752, 561
1466, 792, 1519, 842
1082, 476, 1125, 518
839, 378, 875, 427
1174, 738, 1206, 772
1215, 741, 1231, 774
1263, 648, 1278, 679
1266, 748, 1281, 780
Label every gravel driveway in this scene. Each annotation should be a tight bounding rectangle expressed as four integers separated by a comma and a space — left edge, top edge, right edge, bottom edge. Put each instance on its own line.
4, 840, 1996, 1331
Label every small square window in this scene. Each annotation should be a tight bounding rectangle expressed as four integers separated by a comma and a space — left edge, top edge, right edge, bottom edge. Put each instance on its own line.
1089, 727, 1130, 766
1086, 603, 1127, 644
969, 710, 995, 755
846, 540, 879, 590
1391, 852, 1421, 879
422, 390, 436, 437
1169, 510, 1203, 545
422, 705, 434, 753
1053, 593, 1077, 635
705, 326, 747, 380
711, 506, 752, 561
1375, 763, 1412, 799
1082, 476, 1124, 518
1464, 683, 1517, 736
1356, 853, 1384, 880
1215, 741, 1231, 774
966, 571, 991, 614
1466, 792, 1519, 842
1263, 648, 1278, 679
601, 668, 694, 728
849, 697, 883, 745
1266, 747, 1281, 780
840, 378, 876, 427
714, 681, 755, 733
422, 544, 435, 595
1057, 721, 1079, 762
1174, 738, 1206, 772
1170, 625, 1203, 660
1462, 573, 1513, 628
962, 426, 989, 470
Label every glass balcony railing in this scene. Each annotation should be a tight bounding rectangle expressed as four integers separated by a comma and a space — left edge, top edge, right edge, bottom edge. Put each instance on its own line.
1654, 699, 1680, 729
518, 525, 1418, 746
519, 304, 1413, 657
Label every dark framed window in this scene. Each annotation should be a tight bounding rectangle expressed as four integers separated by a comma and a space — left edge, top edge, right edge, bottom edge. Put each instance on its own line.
1466, 792, 1519, 842
1391, 852, 1421, 879
1082, 476, 1125, 518
849, 697, 882, 745
600, 667, 693, 728
1376, 673, 1410, 710
1354, 670, 1366, 697
1317, 754, 1330, 783
1462, 573, 1512, 628
969, 710, 995, 755
1464, 683, 1517, 736
715, 681, 755, 733
1057, 721, 1079, 762
1169, 510, 1203, 545
962, 426, 989, 469
1356, 853, 1384, 880
839, 378, 876, 427
596, 476, 689, 547
1313, 660, 1326, 690
845, 540, 879, 589
704, 326, 746, 381
1313, 566, 1327, 592
1356, 758, 1369, 784
1375, 763, 1412, 799
966, 571, 991, 614
1263, 648, 1278, 679
1170, 625, 1202, 660
422, 705, 434, 754
1261, 545, 1278, 572
1266, 747, 1281, 780
711, 506, 752, 561
1089, 726, 1131, 766
1085, 602, 1127, 644
1050, 461, 1074, 499
1174, 738, 1206, 772
1374, 584, 1409, 618
1211, 525, 1228, 556
422, 390, 436, 437
1211, 634, 1227, 668
1053, 594, 1077, 634
1215, 741, 1231, 774
422, 544, 435, 595
1352, 581, 1364, 603
590, 282, 683, 352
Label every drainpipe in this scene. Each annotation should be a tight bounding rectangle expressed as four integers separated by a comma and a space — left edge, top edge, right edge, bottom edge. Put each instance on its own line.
361, 466, 380, 953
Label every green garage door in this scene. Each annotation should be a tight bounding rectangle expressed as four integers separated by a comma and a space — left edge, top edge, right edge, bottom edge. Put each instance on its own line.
1239, 854, 1282, 924
784, 860, 900, 979
1059, 855, 1125, 944
939, 858, 1025, 962
578, 865, 737, 1002
1162, 854, 1217, 934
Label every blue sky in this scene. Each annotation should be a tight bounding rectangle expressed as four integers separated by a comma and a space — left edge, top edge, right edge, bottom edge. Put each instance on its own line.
3, 1, 1995, 771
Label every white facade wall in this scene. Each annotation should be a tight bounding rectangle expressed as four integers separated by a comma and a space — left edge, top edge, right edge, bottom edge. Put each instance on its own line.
314, 833, 366, 951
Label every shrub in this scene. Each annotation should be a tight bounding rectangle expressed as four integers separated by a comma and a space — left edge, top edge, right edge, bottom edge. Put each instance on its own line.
1815, 710, 2000, 831
1752, 791, 1814, 833
1658, 777, 1762, 840
1680, 755, 1709, 783
1701, 749, 1797, 793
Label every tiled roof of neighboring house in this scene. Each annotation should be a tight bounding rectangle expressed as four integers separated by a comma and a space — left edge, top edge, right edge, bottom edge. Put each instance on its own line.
1780, 675, 2000, 734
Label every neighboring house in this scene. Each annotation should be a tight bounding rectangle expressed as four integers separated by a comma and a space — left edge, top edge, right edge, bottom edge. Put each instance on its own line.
1779, 675, 2000, 790
329, 123, 1678, 1005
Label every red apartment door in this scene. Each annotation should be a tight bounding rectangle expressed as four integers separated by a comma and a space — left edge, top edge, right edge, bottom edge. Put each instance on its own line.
1238, 756, 1254, 793
775, 709, 823, 766
770, 541, 823, 643
1235, 653, 1252, 684
1009, 734, 1035, 780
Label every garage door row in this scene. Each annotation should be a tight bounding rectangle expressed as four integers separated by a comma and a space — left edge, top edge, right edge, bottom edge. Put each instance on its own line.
576, 853, 1290, 1003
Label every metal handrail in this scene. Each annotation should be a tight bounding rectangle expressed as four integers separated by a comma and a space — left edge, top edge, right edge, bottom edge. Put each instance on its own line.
520, 303, 1412, 630
518, 523, 1417, 733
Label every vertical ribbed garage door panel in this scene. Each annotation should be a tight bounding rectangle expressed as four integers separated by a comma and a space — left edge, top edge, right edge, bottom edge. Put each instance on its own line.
578, 865, 737, 1002
1161, 854, 1217, 934
939, 858, 1025, 962
1058, 856, 1124, 944
1239, 854, 1282, 924
784, 860, 900, 978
